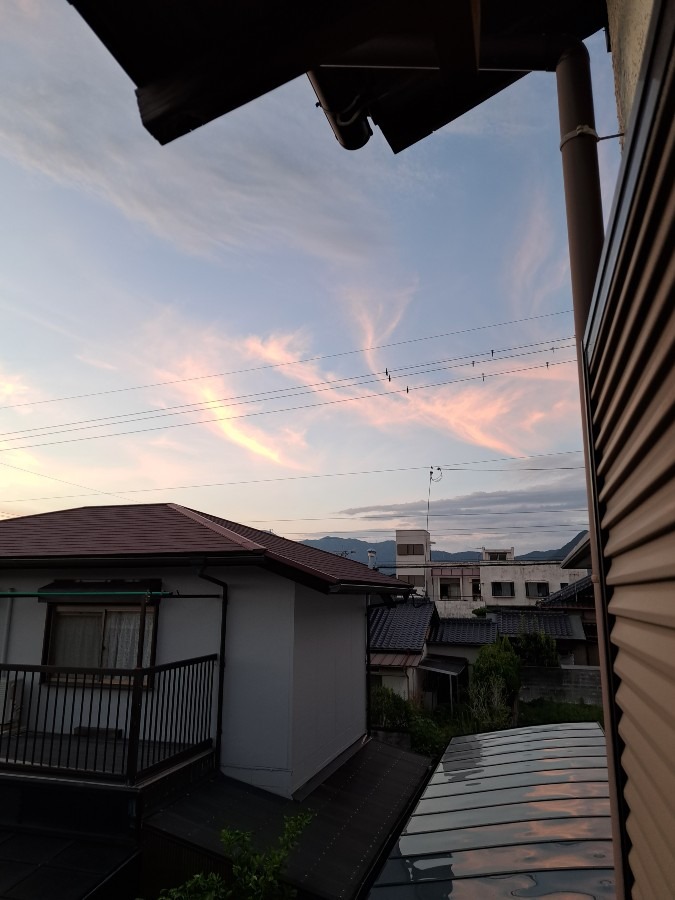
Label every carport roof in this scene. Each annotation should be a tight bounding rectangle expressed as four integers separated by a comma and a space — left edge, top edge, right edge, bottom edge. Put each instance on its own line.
368, 722, 614, 897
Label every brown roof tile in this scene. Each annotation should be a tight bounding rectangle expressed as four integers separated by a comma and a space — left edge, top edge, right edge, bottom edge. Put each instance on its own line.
0, 503, 409, 592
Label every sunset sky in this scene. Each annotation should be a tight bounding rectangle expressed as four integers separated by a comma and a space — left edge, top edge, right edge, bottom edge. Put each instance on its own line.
0, 2, 622, 552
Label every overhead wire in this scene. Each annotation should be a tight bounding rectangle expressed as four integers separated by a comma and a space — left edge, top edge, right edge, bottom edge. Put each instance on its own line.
0, 450, 585, 505
0, 338, 575, 442
0, 309, 573, 413
0, 358, 577, 453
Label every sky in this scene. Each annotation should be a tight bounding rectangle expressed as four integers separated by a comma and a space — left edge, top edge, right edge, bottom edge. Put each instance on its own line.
0, 2, 622, 553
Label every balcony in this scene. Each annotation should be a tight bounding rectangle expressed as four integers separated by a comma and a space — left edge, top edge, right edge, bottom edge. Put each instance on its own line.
0, 655, 217, 785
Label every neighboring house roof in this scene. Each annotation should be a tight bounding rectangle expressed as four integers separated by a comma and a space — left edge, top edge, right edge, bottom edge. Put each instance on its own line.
561, 534, 592, 569
370, 652, 422, 669
496, 611, 586, 642
369, 600, 436, 652
541, 574, 594, 607
0, 503, 409, 594
145, 740, 432, 900
428, 618, 497, 646
369, 722, 613, 897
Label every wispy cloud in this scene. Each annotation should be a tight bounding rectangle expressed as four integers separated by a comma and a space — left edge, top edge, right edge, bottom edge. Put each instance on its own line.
0, 1, 398, 270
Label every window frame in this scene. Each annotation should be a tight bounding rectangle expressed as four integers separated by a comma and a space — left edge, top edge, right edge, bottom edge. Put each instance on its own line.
397, 543, 425, 556
525, 582, 550, 599
491, 581, 515, 598
439, 578, 461, 600
42, 599, 159, 683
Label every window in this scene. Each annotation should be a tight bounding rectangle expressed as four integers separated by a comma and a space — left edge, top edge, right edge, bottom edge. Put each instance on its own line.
399, 574, 425, 588
397, 543, 425, 556
525, 582, 550, 598
440, 578, 461, 599
488, 552, 508, 562
491, 581, 515, 597
560, 582, 569, 590
472, 579, 482, 599
46, 605, 155, 670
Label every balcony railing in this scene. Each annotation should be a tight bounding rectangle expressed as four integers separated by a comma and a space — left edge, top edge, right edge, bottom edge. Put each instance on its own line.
0, 655, 217, 785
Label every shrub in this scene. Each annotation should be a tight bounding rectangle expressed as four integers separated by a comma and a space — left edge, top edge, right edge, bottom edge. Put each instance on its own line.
511, 631, 560, 667
370, 685, 411, 729
157, 813, 313, 900
472, 637, 521, 703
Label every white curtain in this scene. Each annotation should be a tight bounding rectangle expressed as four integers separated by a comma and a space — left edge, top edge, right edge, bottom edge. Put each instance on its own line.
102, 610, 154, 668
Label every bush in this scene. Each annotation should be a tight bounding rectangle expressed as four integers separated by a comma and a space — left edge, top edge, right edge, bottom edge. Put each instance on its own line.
473, 637, 521, 703
370, 685, 411, 729
157, 813, 313, 900
518, 698, 604, 728
511, 631, 560, 667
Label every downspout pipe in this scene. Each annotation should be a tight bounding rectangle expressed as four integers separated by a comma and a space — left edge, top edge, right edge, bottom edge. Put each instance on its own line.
199, 567, 229, 767
479, 36, 627, 896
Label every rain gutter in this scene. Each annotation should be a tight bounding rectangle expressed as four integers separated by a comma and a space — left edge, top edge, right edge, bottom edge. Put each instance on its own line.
198, 566, 229, 766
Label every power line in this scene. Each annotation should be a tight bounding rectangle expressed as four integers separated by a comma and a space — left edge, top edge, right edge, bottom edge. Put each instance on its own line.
0, 310, 573, 413
0, 339, 575, 442
0, 450, 584, 504
0, 359, 576, 454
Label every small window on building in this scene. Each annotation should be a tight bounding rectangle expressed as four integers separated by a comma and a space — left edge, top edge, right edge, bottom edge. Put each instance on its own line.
440, 578, 461, 599
472, 579, 481, 599
46, 605, 156, 670
399, 574, 425, 588
491, 581, 515, 597
560, 582, 569, 590
397, 543, 425, 556
488, 552, 508, 562
525, 582, 550, 598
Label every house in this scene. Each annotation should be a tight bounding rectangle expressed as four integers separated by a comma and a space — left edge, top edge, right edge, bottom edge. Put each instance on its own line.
368, 598, 437, 702
0, 503, 410, 799
28, 0, 675, 893
494, 609, 589, 666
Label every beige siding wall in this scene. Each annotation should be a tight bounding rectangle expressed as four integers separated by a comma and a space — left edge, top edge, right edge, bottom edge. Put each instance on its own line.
585, 3, 674, 892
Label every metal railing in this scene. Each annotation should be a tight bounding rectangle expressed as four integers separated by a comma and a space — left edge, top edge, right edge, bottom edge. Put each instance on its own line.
0, 655, 217, 784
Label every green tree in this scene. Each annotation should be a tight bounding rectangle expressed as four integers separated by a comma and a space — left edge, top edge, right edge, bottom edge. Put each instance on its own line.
511, 631, 560, 667
472, 637, 521, 702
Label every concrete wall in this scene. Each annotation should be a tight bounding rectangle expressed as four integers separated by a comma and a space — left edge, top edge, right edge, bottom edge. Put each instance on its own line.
607, 0, 655, 135
519, 666, 603, 706
291, 587, 366, 794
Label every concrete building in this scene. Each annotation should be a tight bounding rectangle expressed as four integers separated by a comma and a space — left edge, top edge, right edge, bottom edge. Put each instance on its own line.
396, 529, 588, 616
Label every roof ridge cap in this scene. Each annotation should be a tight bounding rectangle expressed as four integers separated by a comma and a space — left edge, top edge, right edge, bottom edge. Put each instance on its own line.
168, 504, 266, 552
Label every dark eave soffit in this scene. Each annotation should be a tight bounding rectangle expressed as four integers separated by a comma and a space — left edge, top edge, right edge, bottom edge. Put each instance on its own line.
67, 0, 607, 152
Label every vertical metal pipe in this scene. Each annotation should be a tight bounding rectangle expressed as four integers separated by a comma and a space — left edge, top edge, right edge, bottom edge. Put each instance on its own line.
555, 44, 629, 897
555, 41, 605, 337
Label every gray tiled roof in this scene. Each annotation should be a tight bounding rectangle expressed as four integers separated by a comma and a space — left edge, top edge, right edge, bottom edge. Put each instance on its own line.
428, 618, 497, 646
541, 574, 594, 606
369, 601, 436, 652
496, 611, 585, 640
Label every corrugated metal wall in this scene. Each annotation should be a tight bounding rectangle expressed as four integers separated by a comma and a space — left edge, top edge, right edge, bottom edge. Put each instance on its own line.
584, 3, 674, 895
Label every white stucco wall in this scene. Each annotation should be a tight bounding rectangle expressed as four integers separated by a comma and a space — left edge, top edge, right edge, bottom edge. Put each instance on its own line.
291, 587, 366, 794
1, 565, 370, 799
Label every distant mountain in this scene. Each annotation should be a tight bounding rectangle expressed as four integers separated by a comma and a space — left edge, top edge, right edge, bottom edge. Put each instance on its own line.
516, 531, 588, 561
301, 532, 588, 568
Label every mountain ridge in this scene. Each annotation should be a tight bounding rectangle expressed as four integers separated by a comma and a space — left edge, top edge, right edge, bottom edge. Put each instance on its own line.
301, 531, 588, 568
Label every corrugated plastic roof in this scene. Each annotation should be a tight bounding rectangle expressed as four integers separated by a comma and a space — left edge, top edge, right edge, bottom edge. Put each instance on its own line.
368, 722, 614, 898
428, 618, 497, 646
0, 503, 409, 592
369, 600, 436, 652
